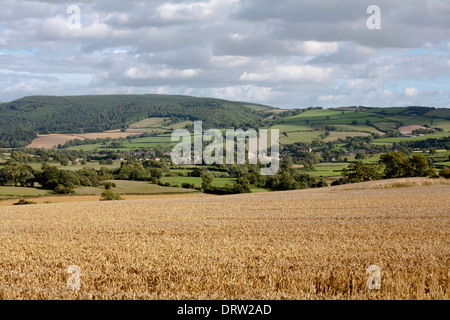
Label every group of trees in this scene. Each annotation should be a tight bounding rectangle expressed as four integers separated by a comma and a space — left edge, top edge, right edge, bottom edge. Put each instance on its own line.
0, 159, 170, 194
0, 163, 35, 187
114, 160, 168, 182
200, 172, 252, 195
0, 163, 105, 194
198, 158, 328, 194
334, 151, 439, 185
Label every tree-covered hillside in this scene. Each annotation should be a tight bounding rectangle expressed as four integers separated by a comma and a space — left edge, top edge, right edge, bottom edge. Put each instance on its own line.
0, 94, 272, 148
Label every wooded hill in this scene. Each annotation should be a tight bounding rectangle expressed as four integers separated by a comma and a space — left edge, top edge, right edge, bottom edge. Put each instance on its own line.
0, 94, 273, 148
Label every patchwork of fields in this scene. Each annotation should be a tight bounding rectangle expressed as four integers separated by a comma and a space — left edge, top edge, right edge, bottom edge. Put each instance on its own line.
0, 181, 448, 299
25, 107, 450, 150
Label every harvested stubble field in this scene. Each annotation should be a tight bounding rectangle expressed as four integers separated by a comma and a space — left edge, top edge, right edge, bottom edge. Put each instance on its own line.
0, 183, 449, 300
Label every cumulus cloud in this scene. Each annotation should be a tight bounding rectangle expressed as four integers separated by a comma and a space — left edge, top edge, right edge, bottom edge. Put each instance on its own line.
404, 87, 420, 97
0, 0, 448, 107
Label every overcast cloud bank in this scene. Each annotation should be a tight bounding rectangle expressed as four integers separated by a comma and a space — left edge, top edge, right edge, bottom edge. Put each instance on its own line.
0, 0, 449, 108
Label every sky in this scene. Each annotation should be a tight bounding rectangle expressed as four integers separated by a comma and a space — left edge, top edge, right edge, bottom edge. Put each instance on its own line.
0, 0, 449, 108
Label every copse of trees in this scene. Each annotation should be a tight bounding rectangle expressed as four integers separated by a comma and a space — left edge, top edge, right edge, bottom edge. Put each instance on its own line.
335, 151, 437, 185
199, 158, 328, 194
0, 163, 35, 187
336, 162, 382, 184
379, 152, 436, 179
0, 162, 107, 194
0, 158, 176, 195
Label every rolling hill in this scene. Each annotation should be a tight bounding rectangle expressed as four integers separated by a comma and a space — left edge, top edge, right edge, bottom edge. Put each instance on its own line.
0, 94, 273, 148
0, 93, 449, 149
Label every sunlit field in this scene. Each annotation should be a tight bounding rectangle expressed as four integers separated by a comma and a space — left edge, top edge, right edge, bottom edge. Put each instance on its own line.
0, 182, 448, 299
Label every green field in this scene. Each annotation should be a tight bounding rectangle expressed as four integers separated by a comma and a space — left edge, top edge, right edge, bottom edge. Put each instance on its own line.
74, 180, 198, 195
272, 123, 314, 132
434, 161, 450, 167
128, 117, 194, 133
383, 114, 434, 126
0, 186, 52, 200
431, 118, 450, 131
250, 188, 273, 193
160, 176, 236, 188
279, 131, 323, 144
375, 131, 450, 144
278, 109, 386, 125
328, 124, 383, 134
129, 117, 169, 129
67, 134, 175, 151
425, 109, 450, 118
372, 122, 398, 132
61, 106, 449, 151
323, 131, 372, 142
295, 163, 350, 177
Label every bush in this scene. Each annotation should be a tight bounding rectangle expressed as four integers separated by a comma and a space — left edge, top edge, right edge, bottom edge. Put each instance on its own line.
43, 179, 59, 190
102, 181, 117, 190
331, 178, 346, 186
316, 178, 328, 188
14, 199, 37, 205
181, 182, 195, 189
439, 167, 450, 179
100, 189, 123, 201
54, 184, 75, 194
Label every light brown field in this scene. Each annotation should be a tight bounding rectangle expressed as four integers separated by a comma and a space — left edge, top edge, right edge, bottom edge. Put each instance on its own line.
398, 125, 428, 135
26, 131, 141, 149
0, 182, 448, 300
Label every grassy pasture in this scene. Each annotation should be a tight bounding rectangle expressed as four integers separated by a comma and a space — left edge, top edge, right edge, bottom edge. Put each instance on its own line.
75, 180, 198, 196
296, 163, 349, 177
160, 176, 236, 188
318, 124, 382, 134
323, 131, 372, 142
372, 122, 400, 132
383, 115, 433, 126
67, 134, 175, 152
279, 131, 323, 144
424, 109, 450, 118
0, 186, 52, 200
375, 131, 450, 144
129, 117, 169, 129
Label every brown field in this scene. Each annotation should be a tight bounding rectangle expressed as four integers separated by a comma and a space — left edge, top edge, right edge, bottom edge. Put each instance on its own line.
26, 131, 141, 149
0, 181, 449, 299
398, 125, 428, 135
